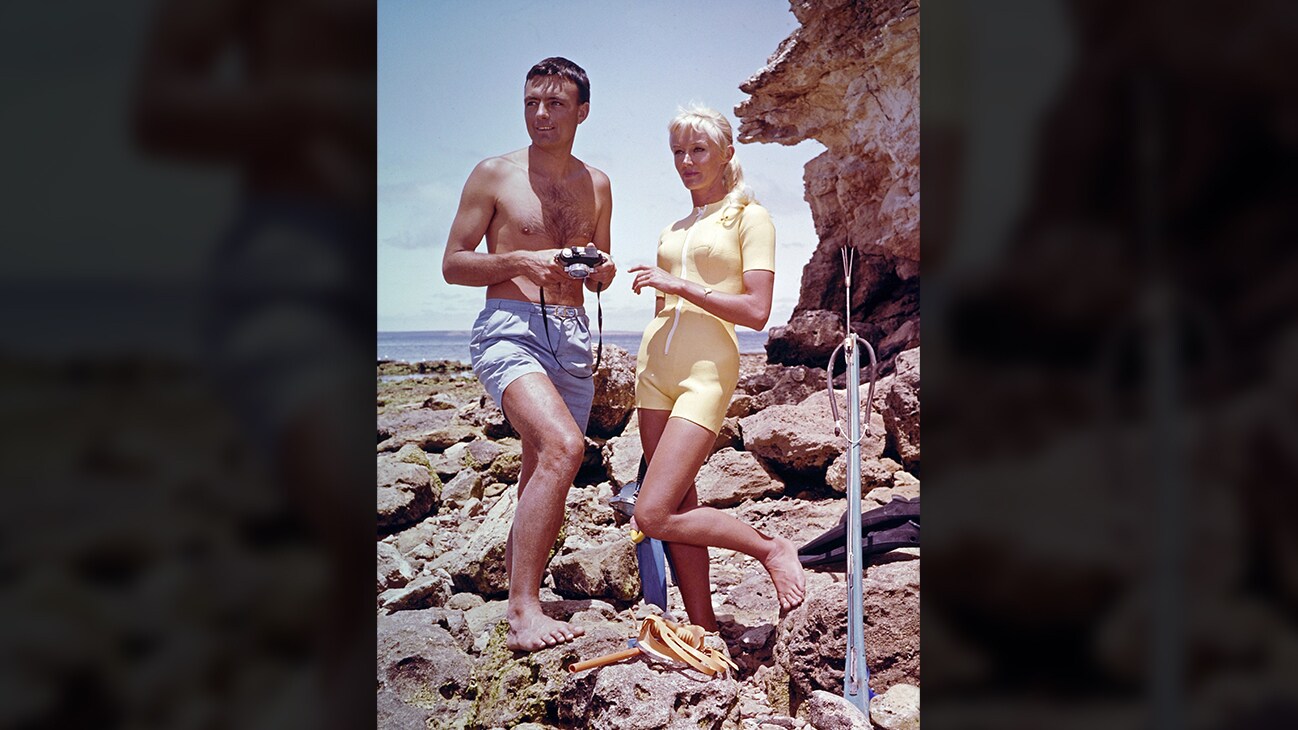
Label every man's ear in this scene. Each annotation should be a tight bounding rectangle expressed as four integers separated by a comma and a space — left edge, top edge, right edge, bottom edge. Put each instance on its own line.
577, 102, 590, 124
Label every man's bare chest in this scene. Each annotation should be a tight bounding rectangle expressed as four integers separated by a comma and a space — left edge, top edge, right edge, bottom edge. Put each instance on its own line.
495, 180, 597, 248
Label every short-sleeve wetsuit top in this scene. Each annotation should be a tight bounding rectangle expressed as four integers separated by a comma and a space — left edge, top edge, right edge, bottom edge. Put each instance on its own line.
634, 199, 776, 433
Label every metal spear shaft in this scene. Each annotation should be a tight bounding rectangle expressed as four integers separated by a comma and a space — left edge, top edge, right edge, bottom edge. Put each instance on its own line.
842, 243, 871, 712
844, 331, 870, 712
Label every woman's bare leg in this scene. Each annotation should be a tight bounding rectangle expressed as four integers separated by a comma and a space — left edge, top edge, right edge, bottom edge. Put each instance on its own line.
664, 489, 718, 629
640, 409, 717, 629
636, 410, 806, 613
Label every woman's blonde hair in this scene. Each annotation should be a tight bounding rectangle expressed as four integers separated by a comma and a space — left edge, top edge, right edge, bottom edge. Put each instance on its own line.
669, 105, 756, 224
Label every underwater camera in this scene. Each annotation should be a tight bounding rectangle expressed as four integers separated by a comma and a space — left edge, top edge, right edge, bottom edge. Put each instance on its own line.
556, 243, 606, 279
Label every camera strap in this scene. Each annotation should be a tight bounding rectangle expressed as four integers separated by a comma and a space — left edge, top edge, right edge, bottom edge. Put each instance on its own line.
538, 285, 602, 379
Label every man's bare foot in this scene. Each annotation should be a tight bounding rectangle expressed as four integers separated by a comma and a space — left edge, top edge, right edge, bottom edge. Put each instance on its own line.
761, 535, 807, 612
506, 608, 585, 651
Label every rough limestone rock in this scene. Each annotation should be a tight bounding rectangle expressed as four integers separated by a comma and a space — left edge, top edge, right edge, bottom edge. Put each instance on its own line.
696, 447, 785, 508
464, 438, 506, 470
426, 451, 465, 483
376, 407, 458, 450
377, 540, 414, 594
377, 687, 432, 729
877, 318, 919, 363
870, 682, 920, 730
440, 469, 484, 510
376, 610, 474, 724
726, 392, 759, 419
712, 417, 743, 454
458, 395, 518, 440
736, 363, 831, 411
378, 569, 452, 613
882, 347, 920, 470
799, 389, 889, 449
717, 570, 783, 631
774, 561, 919, 700
394, 442, 431, 468
422, 392, 459, 410
737, 0, 919, 369
549, 538, 640, 602
391, 517, 441, 564
890, 471, 920, 500
806, 689, 873, 730
826, 454, 903, 495
564, 483, 617, 538
486, 449, 524, 485
739, 402, 838, 474
433, 490, 517, 596
741, 394, 885, 475
589, 345, 637, 437
422, 449, 454, 478
445, 592, 484, 612
462, 600, 509, 644
376, 457, 440, 533
380, 407, 479, 453
735, 497, 856, 557
567, 651, 741, 729
603, 432, 644, 487
765, 309, 847, 369
470, 622, 625, 727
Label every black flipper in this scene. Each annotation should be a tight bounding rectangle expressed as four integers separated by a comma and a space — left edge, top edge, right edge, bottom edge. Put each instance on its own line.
798, 520, 920, 570
798, 496, 920, 559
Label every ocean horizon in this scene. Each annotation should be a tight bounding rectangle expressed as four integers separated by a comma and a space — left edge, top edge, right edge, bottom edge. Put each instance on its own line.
377, 329, 770, 364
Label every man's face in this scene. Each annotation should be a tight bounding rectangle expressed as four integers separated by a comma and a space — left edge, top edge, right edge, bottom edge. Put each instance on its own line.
524, 76, 587, 148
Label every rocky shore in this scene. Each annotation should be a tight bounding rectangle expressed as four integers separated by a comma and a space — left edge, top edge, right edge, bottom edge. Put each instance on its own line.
376, 345, 921, 729
375, 3, 922, 724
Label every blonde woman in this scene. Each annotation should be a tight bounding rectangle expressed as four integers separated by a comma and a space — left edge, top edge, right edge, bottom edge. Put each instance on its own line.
628, 106, 806, 630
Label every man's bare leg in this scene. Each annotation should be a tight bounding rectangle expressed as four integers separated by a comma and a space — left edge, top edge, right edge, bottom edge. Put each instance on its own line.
499, 372, 587, 651
503, 446, 537, 579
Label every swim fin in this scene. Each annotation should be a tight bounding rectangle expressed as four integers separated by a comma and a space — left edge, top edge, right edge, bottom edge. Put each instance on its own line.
798, 496, 920, 570
634, 533, 670, 610
798, 520, 920, 569
617, 456, 678, 610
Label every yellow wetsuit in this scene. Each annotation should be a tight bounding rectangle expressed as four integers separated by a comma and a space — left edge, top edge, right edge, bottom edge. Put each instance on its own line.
635, 199, 776, 433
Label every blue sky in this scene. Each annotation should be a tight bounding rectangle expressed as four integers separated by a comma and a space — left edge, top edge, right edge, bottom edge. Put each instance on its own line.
377, 0, 825, 332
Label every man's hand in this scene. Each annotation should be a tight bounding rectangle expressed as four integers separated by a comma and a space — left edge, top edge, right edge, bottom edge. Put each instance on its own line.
628, 264, 682, 297
586, 255, 617, 291
516, 249, 570, 288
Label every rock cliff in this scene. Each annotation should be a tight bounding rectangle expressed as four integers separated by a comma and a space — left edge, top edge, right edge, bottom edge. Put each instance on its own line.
737, 0, 920, 369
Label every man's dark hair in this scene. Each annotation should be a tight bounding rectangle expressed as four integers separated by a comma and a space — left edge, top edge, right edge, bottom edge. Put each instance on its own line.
526, 57, 590, 105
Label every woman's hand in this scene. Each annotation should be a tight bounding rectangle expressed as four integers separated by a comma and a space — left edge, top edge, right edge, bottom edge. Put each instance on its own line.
628, 264, 682, 297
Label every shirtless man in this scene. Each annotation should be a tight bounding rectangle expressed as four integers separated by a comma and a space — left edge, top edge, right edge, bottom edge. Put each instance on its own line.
442, 57, 615, 652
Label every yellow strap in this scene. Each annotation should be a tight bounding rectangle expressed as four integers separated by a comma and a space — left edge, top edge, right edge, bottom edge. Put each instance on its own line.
567, 616, 737, 678
635, 616, 737, 677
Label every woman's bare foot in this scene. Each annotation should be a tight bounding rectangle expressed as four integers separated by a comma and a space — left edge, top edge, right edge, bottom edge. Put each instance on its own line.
506, 608, 585, 651
760, 535, 807, 612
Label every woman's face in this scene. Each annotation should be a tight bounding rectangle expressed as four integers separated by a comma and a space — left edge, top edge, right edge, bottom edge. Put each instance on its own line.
670, 128, 732, 200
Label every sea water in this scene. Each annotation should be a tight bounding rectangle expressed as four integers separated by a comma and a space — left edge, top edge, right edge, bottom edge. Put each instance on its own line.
377, 330, 769, 364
